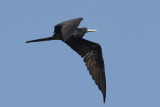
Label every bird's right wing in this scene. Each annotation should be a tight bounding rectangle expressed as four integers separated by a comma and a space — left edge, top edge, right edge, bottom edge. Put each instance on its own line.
66, 38, 106, 102
54, 18, 83, 42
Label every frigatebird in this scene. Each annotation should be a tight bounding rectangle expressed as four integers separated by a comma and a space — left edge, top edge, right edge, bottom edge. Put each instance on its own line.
26, 18, 106, 103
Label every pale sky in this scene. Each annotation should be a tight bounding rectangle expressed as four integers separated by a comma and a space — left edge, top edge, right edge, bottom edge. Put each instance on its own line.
0, 0, 160, 107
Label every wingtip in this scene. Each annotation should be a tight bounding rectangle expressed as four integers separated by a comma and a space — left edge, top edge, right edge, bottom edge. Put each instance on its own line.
103, 90, 106, 103
76, 17, 83, 21
103, 94, 106, 103
80, 17, 83, 20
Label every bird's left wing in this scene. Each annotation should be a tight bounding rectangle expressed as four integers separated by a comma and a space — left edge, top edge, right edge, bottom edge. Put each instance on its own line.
66, 38, 106, 102
54, 18, 83, 42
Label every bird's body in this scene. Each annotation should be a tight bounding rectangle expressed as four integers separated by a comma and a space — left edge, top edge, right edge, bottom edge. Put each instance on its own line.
26, 18, 106, 103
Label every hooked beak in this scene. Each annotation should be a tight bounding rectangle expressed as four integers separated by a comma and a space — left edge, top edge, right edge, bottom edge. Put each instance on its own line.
87, 29, 98, 32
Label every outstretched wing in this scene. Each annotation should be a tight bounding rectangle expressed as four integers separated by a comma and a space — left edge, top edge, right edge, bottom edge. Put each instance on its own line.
66, 38, 106, 102
54, 18, 83, 42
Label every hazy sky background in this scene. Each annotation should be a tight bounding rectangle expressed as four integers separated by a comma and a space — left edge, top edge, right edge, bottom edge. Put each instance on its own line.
0, 0, 160, 107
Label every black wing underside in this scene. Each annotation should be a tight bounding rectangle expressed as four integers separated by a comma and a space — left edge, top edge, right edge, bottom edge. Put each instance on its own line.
66, 38, 106, 102
54, 18, 83, 42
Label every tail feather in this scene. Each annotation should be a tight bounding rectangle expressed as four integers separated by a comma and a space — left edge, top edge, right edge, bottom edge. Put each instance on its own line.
26, 37, 54, 43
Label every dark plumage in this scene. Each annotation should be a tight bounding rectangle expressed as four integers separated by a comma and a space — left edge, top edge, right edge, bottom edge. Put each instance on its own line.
26, 18, 106, 103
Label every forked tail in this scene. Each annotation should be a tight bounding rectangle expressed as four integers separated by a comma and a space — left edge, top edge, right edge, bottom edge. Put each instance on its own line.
26, 37, 54, 43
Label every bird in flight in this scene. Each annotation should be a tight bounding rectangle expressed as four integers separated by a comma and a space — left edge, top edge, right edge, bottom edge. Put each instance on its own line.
26, 18, 106, 103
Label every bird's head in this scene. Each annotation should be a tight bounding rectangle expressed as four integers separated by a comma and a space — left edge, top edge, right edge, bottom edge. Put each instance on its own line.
74, 27, 97, 38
